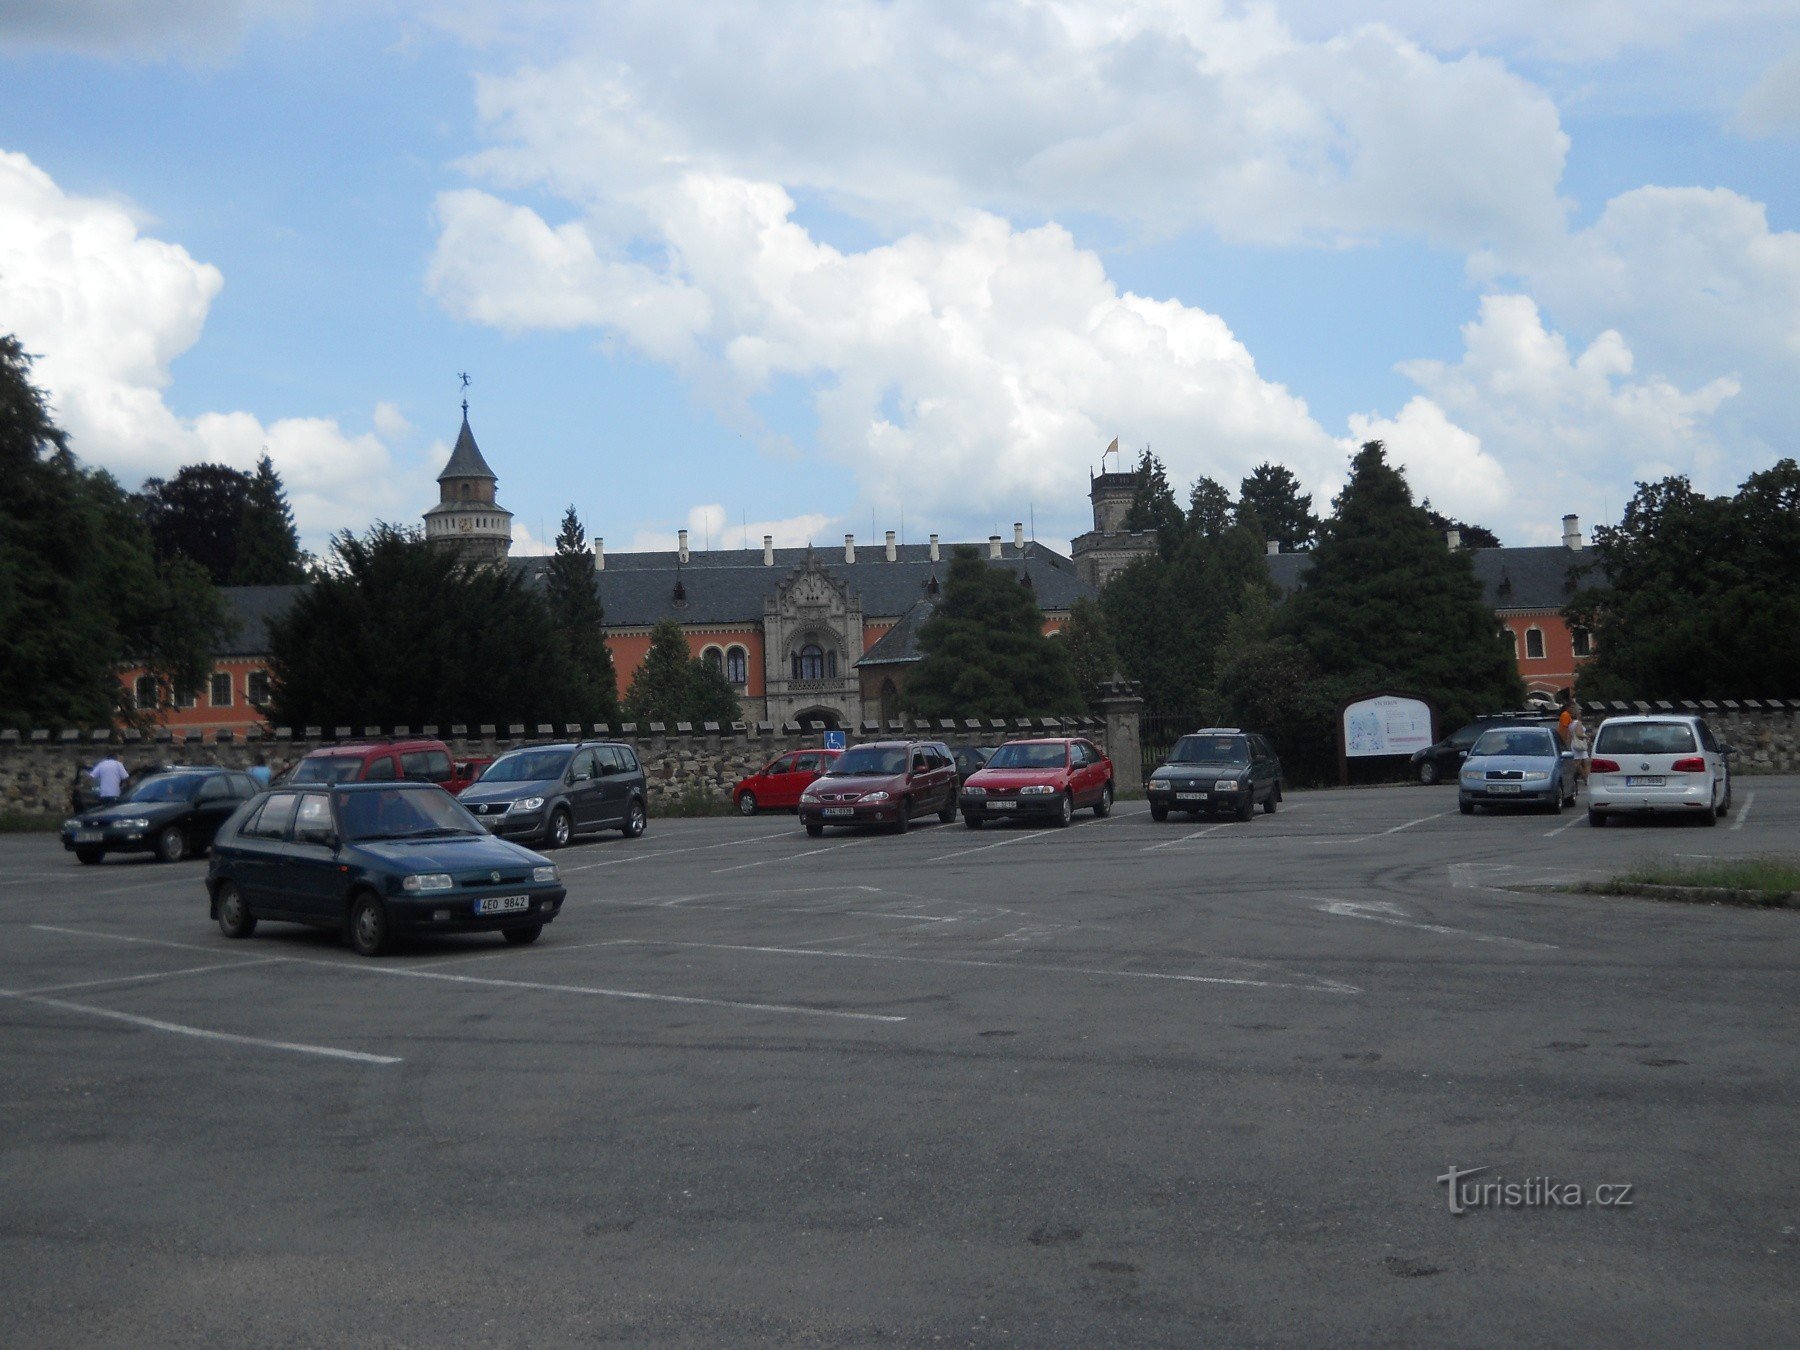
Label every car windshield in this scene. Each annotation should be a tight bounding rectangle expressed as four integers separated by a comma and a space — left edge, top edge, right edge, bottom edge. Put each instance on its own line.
985, 743, 1067, 770
828, 746, 907, 776
125, 774, 206, 803
1167, 735, 1249, 764
339, 788, 483, 841
1595, 722, 1698, 755
480, 749, 573, 783
1471, 728, 1558, 757
290, 755, 366, 784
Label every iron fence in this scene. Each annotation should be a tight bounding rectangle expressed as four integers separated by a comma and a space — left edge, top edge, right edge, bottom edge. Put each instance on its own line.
1139, 710, 1209, 782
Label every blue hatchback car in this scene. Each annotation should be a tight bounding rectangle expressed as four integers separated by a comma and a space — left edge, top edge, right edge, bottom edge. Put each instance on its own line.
206, 781, 566, 956
1458, 725, 1579, 815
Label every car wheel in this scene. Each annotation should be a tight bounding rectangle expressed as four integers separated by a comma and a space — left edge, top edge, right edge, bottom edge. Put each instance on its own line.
156, 826, 185, 863
547, 808, 573, 849
894, 799, 912, 834
348, 892, 391, 958
1459, 798, 1475, 815
804, 819, 825, 838
1418, 760, 1439, 785
622, 799, 647, 839
937, 793, 957, 823
215, 881, 257, 939
1588, 808, 1605, 828
75, 847, 103, 865
502, 923, 543, 946
1261, 786, 1278, 815
1548, 791, 1563, 815
1236, 790, 1254, 822
1094, 784, 1113, 818
963, 814, 983, 829
1150, 803, 1169, 822
1699, 802, 1718, 827
1054, 793, 1073, 827
737, 791, 758, 816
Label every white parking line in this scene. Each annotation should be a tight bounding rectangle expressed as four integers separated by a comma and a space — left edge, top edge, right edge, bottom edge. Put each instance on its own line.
711, 837, 877, 873
1339, 810, 1452, 845
609, 939, 1361, 995
0, 988, 402, 1064
33, 923, 904, 1024
1310, 898, 1557, 950
559, 829, 795, 872
1544, 812, 1585, 837
1731, 792, 1755, 831
926, 810, 1124, 863
1143, 823, 1231, 852
14, 957, 285, 996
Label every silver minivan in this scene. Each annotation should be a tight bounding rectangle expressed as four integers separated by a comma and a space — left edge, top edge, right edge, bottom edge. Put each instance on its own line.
1587, 713, 1732, 827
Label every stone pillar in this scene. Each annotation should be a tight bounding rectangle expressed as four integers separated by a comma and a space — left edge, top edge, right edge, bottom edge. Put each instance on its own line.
1098, 680, 1145, 793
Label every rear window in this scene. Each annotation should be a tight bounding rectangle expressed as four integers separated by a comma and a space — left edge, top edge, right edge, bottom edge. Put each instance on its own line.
291, 755, 366, 785
1594, 722, 1697, 755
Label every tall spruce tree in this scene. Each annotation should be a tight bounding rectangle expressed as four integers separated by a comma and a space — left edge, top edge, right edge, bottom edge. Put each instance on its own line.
1, 335, 223, 730
1237, 463, 1319, 551
1059, 596, 1120, 706
234, 454, 308, 583
1121, 448, 1186, 558
1186, 476, 1234, 539
904, 547, 1085, 718
267, 523, 581, 727
1275, 441, 1521, 730
622, 619, 739, 724
545, 506, 621, 724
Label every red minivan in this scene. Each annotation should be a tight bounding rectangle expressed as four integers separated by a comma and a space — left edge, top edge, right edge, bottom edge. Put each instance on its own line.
285, 738, 483, 796
959, 737, 1114, 827
733, 747, 841, 814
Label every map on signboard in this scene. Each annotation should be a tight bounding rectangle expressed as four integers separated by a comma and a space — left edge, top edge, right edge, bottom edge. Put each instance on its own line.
1343, 694, 1434, 758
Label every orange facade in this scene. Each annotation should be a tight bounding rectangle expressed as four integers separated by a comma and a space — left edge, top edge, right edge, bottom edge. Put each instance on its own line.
115, 659, 273, 735
1500, 610, 1594, 698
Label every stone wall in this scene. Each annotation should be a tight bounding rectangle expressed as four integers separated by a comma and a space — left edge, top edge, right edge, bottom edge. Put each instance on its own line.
0, 713, 1121, 816
1580, 699, 1800, 774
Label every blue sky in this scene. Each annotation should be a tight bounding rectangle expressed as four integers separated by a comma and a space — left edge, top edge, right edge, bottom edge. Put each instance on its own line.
2, 1, 1796, 555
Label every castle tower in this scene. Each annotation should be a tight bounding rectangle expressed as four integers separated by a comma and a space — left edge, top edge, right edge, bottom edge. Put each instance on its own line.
423, 407, 512, 566
1068, 444, 1157, 588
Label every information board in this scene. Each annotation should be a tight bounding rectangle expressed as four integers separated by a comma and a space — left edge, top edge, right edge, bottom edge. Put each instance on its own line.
1342, 694, 1435, 759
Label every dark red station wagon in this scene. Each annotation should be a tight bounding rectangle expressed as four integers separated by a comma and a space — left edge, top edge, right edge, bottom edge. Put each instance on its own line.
286, 739, 483, 796
959, 737, 1114, 827
733, 747, 842, 814
797, 740, 958, 835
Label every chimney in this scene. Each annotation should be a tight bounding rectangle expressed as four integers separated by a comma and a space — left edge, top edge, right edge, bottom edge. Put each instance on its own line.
845, 533, 856, 564
1446, 528, 1461, 551
763, 534, 774, 566
1013, 521, 1025, 551
677, 529, 689, 563
1562, 514, 1583, 550
885, 529, 897, 562
929, 533, 939, 562
988, 534, 1002, 559
594, 537, 605, 570
1265, 539, 1279, 556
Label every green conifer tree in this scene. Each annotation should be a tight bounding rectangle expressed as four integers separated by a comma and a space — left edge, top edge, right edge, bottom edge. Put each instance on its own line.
233, 454, 308, 583
544, 506, 621, 724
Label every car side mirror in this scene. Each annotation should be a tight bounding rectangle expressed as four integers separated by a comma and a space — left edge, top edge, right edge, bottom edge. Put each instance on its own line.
1560, 750, 1573, 759
1456, 750, 1469, 759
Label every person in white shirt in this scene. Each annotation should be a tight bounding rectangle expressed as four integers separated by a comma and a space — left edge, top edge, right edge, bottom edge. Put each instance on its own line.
87, 755, 130, 802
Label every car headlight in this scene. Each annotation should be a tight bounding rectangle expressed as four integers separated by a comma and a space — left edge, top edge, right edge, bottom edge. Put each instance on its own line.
860, 791, 890, 804
1018, 784, 1056, 795
1462, 773, 1481, 783
1214, 780, 1239, 792
1523, 771, 1549, 781
512, 797, 545, 812
62, 819, 80, 831
961, 785, 986, 796
403, 873, 454, 893
532, 865, 559, 884
118, 817, 151, 830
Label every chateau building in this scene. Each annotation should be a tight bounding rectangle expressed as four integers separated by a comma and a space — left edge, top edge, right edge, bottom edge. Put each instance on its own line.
115, 415, 1604, 731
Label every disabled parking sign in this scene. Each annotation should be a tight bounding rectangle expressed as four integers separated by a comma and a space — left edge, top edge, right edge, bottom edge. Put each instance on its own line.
823, 730, 847, 750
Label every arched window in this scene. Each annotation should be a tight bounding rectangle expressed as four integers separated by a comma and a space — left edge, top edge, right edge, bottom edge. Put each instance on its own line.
460, 482, 471, 499
134, 674, 158, 710
702, 647, 723, 672
794, 644, 826, 680
1525, 627, 1546, 660
726, 646, 748, 685
1504, 628, 1518, 657
1572, 627, 1593, 658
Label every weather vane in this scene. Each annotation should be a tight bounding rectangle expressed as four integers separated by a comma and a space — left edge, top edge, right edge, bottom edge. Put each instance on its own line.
458, 371, 471, 415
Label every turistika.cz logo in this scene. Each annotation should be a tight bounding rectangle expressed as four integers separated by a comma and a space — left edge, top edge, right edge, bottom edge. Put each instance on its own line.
1437, 1165, 1635, 1215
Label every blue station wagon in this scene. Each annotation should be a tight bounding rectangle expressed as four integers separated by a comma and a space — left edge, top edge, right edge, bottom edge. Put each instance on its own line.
206, 781, 566, 956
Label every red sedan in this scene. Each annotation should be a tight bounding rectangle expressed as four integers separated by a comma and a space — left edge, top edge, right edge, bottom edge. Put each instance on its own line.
959, 737, 1114, 828
733, 748, 841, 814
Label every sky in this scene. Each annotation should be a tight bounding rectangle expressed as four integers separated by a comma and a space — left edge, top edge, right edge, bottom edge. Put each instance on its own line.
1, 2, 1796, 559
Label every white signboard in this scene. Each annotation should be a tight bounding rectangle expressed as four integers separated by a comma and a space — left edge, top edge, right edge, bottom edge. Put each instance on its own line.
1343, 694, 1434, 758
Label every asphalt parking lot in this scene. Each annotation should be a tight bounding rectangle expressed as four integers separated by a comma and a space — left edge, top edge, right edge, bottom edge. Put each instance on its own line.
3, 780, 1796, 1345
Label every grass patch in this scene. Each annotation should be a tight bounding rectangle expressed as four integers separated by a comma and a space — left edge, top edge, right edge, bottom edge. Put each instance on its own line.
655, 785, 733, 818
1574, 855, 1800, 907
0, 812, 63, 833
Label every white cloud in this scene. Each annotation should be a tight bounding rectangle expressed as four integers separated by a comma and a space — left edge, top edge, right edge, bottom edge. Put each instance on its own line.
0, 147, 423, 548
614, 505, 836, 555
1391, 295, 1738, 540
1738, 47, 1800, 134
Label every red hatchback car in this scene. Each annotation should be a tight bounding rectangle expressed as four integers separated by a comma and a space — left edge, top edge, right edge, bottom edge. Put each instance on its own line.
959, 737, 1114, 827
733, 747, 841, 814
286, 739, 483, 796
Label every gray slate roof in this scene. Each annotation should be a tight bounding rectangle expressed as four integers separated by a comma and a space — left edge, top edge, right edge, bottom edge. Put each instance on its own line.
1264, 545, 1606, 612
511, 542, 1095, 627
437, 415, 497, 482
858, 599, 937, 667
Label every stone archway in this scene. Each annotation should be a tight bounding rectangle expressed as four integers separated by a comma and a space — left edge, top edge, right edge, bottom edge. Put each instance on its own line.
794, 704, 845, 731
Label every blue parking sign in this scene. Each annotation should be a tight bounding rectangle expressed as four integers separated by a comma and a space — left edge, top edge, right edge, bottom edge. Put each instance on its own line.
823, 730, 847, 750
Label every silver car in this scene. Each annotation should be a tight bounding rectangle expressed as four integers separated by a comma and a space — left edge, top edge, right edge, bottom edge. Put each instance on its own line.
1586, 713, 1732, 827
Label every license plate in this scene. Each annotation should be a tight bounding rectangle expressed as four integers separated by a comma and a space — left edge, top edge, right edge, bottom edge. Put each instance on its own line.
1627, 775, 1665, 787
74, 830, 103, 842
1488, 784, 1520, 794
988, 801, 1016, 811
475, 895, 529, 915
1175, 792, 1203, 801
823, 807, 854, 817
